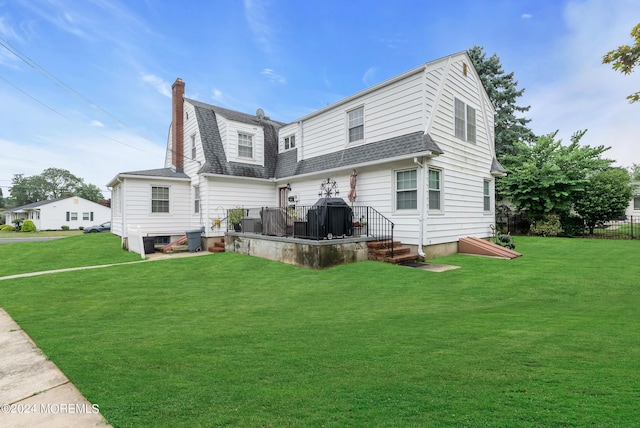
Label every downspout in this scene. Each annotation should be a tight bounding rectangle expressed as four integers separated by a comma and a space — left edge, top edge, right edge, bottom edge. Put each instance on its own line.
414, 157, 426, 258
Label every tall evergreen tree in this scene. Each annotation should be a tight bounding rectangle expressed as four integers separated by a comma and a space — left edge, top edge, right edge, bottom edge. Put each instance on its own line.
468, 46, 536, 157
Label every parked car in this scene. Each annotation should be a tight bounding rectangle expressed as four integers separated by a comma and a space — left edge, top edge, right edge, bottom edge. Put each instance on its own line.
83, 221, 111, 233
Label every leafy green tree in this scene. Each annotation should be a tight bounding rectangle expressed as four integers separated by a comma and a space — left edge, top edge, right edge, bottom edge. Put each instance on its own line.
574, 168, 635, 234
499, 130, 613, 220
602, 23, 640, 103
629, 163, 640, 180
76, 183, 104, 202
39, 168, 83, 198
468, 46, 536, 157
8, 168, 101, 206
8, 174, 48, 206
0, 188, 5, 209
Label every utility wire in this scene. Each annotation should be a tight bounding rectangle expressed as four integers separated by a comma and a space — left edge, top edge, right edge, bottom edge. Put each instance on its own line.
0, 74, 147, 152
0, 36, 135, 131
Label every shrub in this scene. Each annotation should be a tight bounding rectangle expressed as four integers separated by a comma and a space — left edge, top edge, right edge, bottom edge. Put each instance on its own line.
61, 225, 70, 231
1, 224, 15, 231
21, 219, 37, 232
560, 214, 585, 237
530, 213, 563, 237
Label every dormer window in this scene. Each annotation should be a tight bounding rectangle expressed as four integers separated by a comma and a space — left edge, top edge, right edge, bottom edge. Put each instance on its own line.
284, 135, 295, 150
348, 106, 364, 143
238, 132, 253, 158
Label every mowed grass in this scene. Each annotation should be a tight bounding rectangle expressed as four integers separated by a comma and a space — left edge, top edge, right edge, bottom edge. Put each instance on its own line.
0, 233, 141, 276
0, 237, 639, 427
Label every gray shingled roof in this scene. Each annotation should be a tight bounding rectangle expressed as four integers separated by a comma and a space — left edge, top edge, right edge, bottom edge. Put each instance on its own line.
5, 197, 66, 212
276, 132, 444, 178
119, 168, 190, 179
188, 99, 282, 179
186, 98, 446, 181
491, 157, 506, 174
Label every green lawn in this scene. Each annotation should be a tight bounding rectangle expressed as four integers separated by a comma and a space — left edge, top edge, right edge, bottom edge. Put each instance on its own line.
0, 237, 638, 427
0, 233, 141, 276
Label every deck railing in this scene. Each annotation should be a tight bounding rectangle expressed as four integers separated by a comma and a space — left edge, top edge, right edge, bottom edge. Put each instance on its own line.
226, 205, 395, 255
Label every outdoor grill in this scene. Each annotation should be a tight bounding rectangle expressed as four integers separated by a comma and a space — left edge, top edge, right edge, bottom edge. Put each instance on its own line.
306, 197, 353, 239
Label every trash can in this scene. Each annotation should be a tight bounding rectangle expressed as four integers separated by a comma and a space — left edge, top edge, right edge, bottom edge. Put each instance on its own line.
143, 236, 156, 255
186, 229, 202, 252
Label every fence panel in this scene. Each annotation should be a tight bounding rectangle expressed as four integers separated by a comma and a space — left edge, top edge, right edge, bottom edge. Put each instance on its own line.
497, 214, 638, 240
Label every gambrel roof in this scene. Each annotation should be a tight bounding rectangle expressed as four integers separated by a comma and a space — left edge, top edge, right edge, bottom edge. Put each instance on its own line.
186, 98, 444, 180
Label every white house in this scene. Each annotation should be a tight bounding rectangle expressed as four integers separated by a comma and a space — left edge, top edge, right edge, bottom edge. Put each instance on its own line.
626, 181, 640, 218
4, 196, 111, 231
108, 51, 504, 258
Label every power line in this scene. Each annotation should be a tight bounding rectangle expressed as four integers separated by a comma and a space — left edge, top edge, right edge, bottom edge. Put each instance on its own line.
0, 74, 148, 152
0, 35, 135, 131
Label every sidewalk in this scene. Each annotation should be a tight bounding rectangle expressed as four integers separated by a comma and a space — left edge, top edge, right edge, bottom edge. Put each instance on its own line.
0, 308, 112, 427
0, 250, 213, 427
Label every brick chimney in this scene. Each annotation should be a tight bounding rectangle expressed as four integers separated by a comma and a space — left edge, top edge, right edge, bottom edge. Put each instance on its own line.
172, 78, 185, 173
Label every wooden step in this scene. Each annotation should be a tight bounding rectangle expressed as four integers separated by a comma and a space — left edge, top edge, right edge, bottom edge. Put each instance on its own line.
367, 240, 401, 250
208, 239, 226, 253
372, 245, 410, 257
384, 252, 418, 264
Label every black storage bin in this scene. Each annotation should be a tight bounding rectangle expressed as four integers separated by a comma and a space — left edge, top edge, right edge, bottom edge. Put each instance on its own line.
143, 236, 156, 254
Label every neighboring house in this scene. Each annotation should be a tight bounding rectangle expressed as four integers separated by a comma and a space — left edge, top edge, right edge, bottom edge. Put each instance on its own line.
108, 51, 504, 257
4, 196, 111, 231
626, 180, 640, 218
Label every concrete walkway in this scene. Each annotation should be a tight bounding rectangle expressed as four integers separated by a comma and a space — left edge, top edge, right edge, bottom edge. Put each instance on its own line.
0, 308, 112, 427
0, 250, 212, 427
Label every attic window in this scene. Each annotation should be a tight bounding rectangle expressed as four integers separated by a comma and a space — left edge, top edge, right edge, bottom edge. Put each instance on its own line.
284, 135, 295, 150
185, 111, 189, 120
463, 63, 468, 76
238, 133, 253, 158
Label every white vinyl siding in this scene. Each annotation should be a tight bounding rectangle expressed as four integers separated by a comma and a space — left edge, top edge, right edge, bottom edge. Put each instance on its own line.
191, 134, 196, 159
428, 168, 442, 211
454, 98, 476, 143
151, 186, 170, 213
238, 132, 253, 158
396, 169, 417, 210
348, 106, 364, 143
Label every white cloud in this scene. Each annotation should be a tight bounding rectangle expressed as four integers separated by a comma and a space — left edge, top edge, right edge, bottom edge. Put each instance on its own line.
521, 13, 533, 19
522, 0, 640, 168
244, 0, 275, 53
362, 67, 379, 86
90, 120, 104, 127
261, 68, 286, 84
140, 73, 171, 98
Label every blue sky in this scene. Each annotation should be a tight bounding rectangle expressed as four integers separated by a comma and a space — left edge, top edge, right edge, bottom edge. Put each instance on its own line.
1, 0, 639, 197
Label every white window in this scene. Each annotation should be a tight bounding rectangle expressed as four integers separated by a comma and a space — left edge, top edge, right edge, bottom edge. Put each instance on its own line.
454, 98, 476, 143
194, 186, 200, 213
191, 134, 196, 159
70, 212, 78, 221
484, 180, 491, 212
396, 169, 417, 210
348, 106, 364, 143
151, 186, 170, 213
428, 168, 442, 211
83, 212, 90, 220
284, 135, 295, 150
238, 133, 253, 158
634, 196, 640, 210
